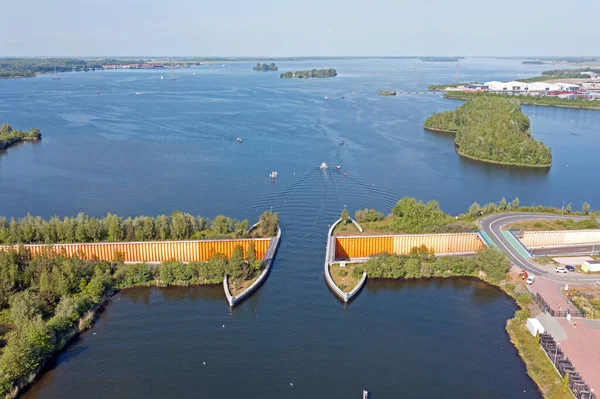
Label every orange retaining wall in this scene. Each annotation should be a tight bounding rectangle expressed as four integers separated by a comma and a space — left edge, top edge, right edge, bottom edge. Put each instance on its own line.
0, 239, 271, 263
335, 233, 484, 259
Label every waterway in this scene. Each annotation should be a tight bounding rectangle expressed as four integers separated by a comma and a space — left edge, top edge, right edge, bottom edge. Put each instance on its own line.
1, 57, 598, 397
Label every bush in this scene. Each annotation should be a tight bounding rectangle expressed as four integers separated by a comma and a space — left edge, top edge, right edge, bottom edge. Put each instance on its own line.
517, 293, 533, 305
338, 269, 348, 277
354, 209, 384, 223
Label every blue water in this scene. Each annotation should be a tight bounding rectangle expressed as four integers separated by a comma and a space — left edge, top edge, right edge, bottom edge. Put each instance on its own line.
2, 57, 596, 398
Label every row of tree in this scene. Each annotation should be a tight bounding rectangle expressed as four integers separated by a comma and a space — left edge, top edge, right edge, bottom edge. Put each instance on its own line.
353, 246, 510, 283
0, 211, 279, 244
0, 124, 41, 150
424, 97, 552, 167
0, 244, 263, 393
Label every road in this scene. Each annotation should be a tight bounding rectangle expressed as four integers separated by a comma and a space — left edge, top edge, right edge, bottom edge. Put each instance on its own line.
479, 213, 599, 284
533, 244, 599, 257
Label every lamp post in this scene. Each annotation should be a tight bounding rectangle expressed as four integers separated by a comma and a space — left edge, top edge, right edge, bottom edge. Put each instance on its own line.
554, 342, 560, 365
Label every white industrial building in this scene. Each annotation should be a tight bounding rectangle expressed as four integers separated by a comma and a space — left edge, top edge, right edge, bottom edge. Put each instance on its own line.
483, 80, 579, 93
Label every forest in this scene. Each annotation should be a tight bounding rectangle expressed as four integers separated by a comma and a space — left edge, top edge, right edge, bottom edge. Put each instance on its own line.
0, 124, 41, 151
352, 246, 510, 284
0, 211, 279, 244
280, 68, 337, 79
0, 244, 263, 395
424, 97, 552, 167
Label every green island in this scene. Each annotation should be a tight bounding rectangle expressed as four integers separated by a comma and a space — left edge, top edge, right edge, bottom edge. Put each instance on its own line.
444, 91, 600, 110
0, 124, 41, 151
423, 97, 553, 167
252, 63, 278, 71
280, 68, 337, 79
0, 210, 279, 396
335, 197, 598, 398
522, 60, 545, 65
378, 90, 396, 96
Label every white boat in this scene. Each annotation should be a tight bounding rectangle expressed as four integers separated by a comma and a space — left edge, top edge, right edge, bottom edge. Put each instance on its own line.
236, 137, 243, 142
320, 162, 328, 169
336, 164, 341, 170
160, 76, 164, 80
324, 97, 328, 100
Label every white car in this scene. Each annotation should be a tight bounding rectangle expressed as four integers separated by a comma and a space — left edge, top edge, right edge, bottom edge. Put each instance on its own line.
555, 267, 567, 273
526, 276, 536, 285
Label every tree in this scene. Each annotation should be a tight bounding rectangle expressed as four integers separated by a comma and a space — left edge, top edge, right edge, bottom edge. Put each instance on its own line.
105, 213, 122, 242
582, 202, 591, 215
227, 246, 246, 284
213, 215, 233, 235
246, 242, 257, 264
467, 202, 481, 218
512, 197, 520, 209
259, 211, 279, 237
340, 208, 349, 222
499, 197, 507, 210
565, 203, 572, 214
9, 290, 42, 325
170, 211, 190, 239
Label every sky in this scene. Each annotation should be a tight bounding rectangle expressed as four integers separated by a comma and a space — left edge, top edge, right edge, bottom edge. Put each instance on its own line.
2, 0, 599, 57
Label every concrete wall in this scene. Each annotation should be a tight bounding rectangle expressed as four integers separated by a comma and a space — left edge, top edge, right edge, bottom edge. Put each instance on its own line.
519, 230, 600, 248
0, 238, 271, 263
335, 233, 484, 259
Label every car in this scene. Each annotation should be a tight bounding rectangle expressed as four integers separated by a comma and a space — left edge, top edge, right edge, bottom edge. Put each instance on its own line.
565, 265, 575, 272
526, 276, 536, 285
555, 266, 567, 273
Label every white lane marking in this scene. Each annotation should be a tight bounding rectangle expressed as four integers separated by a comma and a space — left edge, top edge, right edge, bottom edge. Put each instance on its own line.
484, 214, 598, 283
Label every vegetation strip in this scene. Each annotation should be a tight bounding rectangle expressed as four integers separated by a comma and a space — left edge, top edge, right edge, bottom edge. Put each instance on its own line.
0, 125, 41, 152
424, 97, 552, 167
444, 91, 600, 111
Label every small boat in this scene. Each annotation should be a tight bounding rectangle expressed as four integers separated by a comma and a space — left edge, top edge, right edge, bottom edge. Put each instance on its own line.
320, 162, 328, 169
236, 137, 243, 142
336, 164, 341, 170
340, 140, 344, 145
160, 76, 164, 80
324, 97, 328, 100
341, 96, 345, 99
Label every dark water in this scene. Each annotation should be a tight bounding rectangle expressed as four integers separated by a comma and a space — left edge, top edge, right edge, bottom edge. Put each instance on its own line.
2, 57, 596, 397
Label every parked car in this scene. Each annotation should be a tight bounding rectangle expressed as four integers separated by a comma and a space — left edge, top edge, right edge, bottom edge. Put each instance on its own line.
526, 275, 536, 285
565, 265, 575, 272
555, 266, 567, 273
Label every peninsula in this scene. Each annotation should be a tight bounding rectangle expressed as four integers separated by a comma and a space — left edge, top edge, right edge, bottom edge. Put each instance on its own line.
0, 124, 41, 151
253, 63, 278, 71
280, 68, 337, 79
424, 97, 552, 167
0, 210, 280, 397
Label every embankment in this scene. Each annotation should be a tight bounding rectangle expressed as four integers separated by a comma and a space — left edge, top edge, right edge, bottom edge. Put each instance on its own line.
224, 227, 282, 307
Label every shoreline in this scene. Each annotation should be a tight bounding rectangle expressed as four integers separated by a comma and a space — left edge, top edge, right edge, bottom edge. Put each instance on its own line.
8, 281, 225, 398
423, 126, 552, 168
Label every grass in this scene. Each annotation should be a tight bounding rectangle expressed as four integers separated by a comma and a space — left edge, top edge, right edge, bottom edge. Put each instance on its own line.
566, 289, 600, 319
330, 263, 360, 293
507, 218, 599, 231
333, 217, 475, 236
228, 274, 260, 296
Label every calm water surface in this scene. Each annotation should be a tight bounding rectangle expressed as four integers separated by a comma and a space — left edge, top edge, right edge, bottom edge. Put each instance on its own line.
2, 57, 597, 397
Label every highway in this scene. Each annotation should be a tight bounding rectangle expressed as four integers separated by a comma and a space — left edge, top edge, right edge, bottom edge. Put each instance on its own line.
479, 213, 599, 284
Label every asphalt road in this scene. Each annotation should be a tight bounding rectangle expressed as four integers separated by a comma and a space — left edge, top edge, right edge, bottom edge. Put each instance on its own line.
479, 213, 599, 284
533, 244, 599, 257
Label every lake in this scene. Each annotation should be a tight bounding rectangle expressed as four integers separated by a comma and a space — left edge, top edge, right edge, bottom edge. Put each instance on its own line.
2, 57, 597, 397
